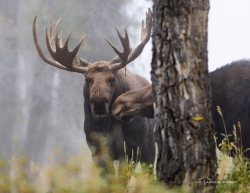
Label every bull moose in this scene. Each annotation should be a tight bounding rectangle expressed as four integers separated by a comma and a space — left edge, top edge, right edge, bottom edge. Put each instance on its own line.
32, 9, 155, 170
112, 60, 250, 158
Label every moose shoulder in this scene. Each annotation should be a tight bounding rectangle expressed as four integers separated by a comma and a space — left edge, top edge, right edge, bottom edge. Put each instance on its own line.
112, 60, 250, 158
32, 9, 155, 170
210, 60, 250, 158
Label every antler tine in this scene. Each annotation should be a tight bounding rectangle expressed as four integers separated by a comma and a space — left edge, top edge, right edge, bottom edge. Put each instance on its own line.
109, 29, 130, 64
63, 32, 71, 49
71, 35, 86, 56
110, 55, 121, 64
54, 17, 62, 33
142, 8, 152, 41
127, 8, 152, 63
58, 31, 64, 48
141, 19, 145, 42
46, 27, 54, 54
48, 19, 89, 68
109, 8, 153, 70
105, 38, 122, 57
54, 18, 64, 49
33, 17, 68, 70
116, 28, 130, 54
47, 16, 53, 39
55, 31, 60, 50
47, 17, 63, 51
106, 28, 131, 71
33, 16, 90, 74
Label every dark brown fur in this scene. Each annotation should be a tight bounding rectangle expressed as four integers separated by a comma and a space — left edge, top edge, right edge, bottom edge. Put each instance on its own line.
210, 60, 250, 158
112, 84, 154, 120
83, 65, 155, 170
32, 10, 155, 171
113, 60, 250, 158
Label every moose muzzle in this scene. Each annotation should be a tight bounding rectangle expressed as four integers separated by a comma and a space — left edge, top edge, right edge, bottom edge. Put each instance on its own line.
90, 101, 109, 119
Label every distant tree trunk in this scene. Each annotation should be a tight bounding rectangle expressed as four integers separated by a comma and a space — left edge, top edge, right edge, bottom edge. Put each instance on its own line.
0, 0, 19, 158
151, 0, 217, 192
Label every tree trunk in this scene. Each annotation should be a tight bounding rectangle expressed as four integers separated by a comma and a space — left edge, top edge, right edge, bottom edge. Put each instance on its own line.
151, 0, 217, 192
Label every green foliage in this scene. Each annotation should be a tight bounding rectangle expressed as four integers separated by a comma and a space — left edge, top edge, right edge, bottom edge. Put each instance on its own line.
0, 154, 173, 193
1, 106, 249, 192
216, 106, 250, 193
0, 134, 184, 193
0, 141, 249, 193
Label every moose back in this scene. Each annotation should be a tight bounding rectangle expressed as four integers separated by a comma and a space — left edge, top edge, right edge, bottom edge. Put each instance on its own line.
112, 60, 250, 158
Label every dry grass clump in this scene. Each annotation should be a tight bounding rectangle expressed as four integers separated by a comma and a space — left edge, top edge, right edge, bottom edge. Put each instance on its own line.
0, 107, 249, 192
0, 153, 184, 193
216, 106, 250, 193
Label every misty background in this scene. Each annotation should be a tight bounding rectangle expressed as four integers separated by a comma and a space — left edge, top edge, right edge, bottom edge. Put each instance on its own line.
0, 0, 249, 164
0, 0, 152, 164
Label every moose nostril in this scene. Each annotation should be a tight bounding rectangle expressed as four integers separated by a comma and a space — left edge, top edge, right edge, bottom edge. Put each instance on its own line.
90, 97, 109, 103
92, 101, 109, 116
102, 99, 109, 104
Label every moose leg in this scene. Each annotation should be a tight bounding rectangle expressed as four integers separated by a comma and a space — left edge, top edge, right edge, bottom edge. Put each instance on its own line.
107, 121, 125, 177
84, 100, 111, 173
85, 130, 109, 173
108, 121, 125, 160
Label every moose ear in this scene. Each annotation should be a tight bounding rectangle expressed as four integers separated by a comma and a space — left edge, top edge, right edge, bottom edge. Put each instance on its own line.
85, 77, 93, 87
112, 101, 124, 120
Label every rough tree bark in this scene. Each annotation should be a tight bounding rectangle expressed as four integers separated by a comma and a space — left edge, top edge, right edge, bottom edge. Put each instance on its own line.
151, 0, 217, 192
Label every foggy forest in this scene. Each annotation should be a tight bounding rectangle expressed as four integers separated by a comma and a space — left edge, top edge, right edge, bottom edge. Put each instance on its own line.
0, 0, 152, 164
1, 0, 250, 193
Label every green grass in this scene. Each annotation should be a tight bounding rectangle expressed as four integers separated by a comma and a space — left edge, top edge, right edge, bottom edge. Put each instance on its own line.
0, 145, 249, 193
0, 146, 249, 193
215, 106, 250, 193
0, 154, 184, 193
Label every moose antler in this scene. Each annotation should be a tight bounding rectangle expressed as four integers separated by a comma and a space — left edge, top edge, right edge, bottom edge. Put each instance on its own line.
108, 8, 153, 70
33, 17, 90, 74
33, 9, 152, 73
105, 28, 131, 71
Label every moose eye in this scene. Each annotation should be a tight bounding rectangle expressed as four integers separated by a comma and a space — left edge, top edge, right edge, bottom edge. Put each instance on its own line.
108, 78, 115, 84
86, 78, 93, 86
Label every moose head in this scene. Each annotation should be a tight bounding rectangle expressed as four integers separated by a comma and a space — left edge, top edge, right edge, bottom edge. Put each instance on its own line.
33, 9, 152, 120
112, 84, 154, 121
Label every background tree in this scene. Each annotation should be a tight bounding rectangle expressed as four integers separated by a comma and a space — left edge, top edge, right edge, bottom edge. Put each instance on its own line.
0, 0, 19, 158
151, 0, 217, 192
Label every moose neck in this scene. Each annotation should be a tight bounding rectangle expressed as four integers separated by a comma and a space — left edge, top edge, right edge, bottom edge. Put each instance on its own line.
111, 68, 132, 102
